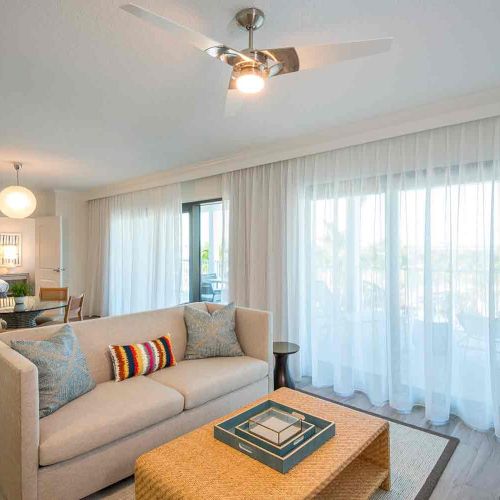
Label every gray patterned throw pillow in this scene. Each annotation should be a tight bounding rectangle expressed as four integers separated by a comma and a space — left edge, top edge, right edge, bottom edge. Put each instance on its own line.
11, 324, 96, 418
184, 303, 244, 359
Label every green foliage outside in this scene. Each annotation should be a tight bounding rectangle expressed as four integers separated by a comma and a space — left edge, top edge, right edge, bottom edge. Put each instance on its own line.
201, 244, 224, 275
201, 244, 210, 274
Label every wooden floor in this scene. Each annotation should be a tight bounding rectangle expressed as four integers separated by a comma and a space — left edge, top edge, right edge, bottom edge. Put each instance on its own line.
296, 378, 500, 500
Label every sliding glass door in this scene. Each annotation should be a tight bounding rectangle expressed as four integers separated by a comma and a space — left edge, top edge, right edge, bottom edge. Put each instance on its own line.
181, 199, 225, 303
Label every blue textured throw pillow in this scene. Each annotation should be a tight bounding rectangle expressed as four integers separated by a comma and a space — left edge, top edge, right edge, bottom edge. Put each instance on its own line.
11, 324, 96, 418
184, 302, 244, 360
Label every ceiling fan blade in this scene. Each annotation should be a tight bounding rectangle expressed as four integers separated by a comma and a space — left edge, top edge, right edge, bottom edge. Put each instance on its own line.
121, 4, 219, 51
205, 46, 253, 66
121, 4, 254, 65
295, 38, 393, 71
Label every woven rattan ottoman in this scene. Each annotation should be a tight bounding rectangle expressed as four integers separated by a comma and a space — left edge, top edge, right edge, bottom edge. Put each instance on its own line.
135, 388, 390, 499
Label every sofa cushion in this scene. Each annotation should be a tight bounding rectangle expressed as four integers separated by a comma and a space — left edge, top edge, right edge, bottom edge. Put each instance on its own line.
148, 356, 268, 410
39, 376, 184, 466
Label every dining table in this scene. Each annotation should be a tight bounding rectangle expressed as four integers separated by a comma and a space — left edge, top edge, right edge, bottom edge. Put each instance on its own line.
0, 296, 67, 329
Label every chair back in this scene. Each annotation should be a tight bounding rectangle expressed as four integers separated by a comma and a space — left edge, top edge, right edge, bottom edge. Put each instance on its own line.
200, 282, 215, 301
39, 287, 68, 301
201, 273, 217, 282
64, 293, 84, 322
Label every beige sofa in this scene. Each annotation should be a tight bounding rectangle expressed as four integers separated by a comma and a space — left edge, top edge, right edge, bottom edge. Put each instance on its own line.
0, 302, 273, 500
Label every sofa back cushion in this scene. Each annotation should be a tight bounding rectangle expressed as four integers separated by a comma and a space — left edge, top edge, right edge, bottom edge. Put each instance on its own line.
0, 303, 207, 384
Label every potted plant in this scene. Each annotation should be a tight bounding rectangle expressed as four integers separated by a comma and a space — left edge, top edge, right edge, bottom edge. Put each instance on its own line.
10, 282, 31, 305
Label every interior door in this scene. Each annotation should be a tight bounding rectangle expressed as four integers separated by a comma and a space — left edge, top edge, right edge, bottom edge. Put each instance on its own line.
35, 216, 63, 295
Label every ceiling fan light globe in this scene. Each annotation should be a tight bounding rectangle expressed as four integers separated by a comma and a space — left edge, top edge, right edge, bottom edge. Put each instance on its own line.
236, 73, 265, 94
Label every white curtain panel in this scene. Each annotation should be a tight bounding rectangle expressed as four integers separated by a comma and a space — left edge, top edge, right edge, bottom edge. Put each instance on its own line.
222, 164, 290, 346
86, 184, 182, 316
223, 116, 500, 436
87, 196, 111, 316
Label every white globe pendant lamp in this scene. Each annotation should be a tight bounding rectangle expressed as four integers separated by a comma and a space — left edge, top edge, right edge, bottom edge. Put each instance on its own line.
0, 163, 37, 219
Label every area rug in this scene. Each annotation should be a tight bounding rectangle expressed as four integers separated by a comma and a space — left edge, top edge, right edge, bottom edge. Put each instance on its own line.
300, 389, 459, 500
87, 392, 458, 500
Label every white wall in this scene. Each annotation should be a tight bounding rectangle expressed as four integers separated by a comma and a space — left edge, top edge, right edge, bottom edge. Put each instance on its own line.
181, 175, 222, 203
54, 191, 88, 296
32, 190, 55, 217
0, 217, 36, 282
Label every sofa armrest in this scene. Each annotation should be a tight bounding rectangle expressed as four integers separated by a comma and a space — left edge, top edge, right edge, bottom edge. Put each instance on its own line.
0, 341, 39, 500
234, 306, 273, 392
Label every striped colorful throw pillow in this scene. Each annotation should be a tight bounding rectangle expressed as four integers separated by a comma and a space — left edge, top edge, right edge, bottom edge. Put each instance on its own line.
109, 335, 176, 382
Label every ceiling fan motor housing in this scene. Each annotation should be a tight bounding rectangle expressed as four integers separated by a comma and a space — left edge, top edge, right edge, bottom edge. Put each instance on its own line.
235, 7, 265, 31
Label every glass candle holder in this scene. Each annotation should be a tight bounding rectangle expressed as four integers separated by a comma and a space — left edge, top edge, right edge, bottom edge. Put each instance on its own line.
248, 408, 303, 445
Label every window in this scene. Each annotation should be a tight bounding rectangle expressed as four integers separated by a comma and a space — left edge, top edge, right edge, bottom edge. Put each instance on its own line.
181, 199, 225, 303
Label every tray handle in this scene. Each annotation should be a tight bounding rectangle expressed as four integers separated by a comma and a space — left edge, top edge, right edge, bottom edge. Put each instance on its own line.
293, 435, 305, 446
238, 443, 254, 455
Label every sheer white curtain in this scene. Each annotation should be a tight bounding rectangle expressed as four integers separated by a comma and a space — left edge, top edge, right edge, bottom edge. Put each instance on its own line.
223, 116, 500, 436
87, 184, 182, 316
222, 164, 290, 346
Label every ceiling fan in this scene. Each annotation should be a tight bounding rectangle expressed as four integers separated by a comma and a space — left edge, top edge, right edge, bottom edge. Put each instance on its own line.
121, 4, 393, 97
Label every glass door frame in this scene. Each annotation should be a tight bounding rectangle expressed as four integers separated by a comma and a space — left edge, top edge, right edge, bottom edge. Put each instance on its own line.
182, 198, 222, 303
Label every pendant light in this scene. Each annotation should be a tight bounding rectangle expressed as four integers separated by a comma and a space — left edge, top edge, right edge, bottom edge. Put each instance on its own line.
0, 163, 37, 218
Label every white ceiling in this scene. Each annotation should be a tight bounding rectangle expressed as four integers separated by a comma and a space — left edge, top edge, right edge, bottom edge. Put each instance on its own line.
1, 0, 500, 191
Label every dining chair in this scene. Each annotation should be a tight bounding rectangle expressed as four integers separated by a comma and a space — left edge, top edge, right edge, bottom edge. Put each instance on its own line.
200, 281, 215, 302
39, 287, 69, 301
200, 273, 222, 302
36, 287, 69, 325
64, 293, 85, 323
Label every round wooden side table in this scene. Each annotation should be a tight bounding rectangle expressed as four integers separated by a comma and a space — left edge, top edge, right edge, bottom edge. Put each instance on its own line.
273, 341, 300, 389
